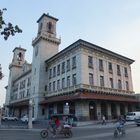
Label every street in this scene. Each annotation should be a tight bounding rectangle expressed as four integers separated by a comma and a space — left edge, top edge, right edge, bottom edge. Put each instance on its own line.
0, 124, 140, 140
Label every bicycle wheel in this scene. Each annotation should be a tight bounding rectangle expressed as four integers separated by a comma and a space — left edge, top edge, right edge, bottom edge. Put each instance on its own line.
114, 130, 118, 138
40, 130, 48, 138
64, 129, 73, 138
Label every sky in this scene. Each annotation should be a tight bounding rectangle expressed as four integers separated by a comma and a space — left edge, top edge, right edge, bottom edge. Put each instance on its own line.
0, 0, 140, 106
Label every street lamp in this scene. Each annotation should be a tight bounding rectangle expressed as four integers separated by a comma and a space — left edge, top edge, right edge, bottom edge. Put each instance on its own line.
64, 102, 69, 114
28, 99, 33, 129
0, 106, 2, 127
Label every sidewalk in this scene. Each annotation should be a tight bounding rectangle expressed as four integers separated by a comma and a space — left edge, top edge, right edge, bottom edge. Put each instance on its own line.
0, 120, 135, 130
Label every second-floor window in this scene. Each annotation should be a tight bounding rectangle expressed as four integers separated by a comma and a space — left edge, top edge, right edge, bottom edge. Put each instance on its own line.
53, 66, 56, 77
57, 64, 60, 76
72, 56, 76, 69
62, 78, 65, 88
49, 69, 52, 79
49, 83, 51, 92
88, 56, 93, 68
53, 81, 56, 91
72, 74, 77, 86
67, 76, 70, 87
108, 62, 113, 73
62, 62, 65, 74
89, 73, 94, 85
99, 59, 104, 71
57, 80, 60, 90
124, 67, 128, 77
109, 78, 114, 88
117, 65, 121, 76
126, 81, 129, 90
118, 80, 122, 89
66, 59, 70, 72
100, 76, 104, 87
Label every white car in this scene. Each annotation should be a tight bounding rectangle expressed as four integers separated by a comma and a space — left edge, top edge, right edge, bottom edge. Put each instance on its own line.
2, 116, 18, 121
20, 115, 35, 123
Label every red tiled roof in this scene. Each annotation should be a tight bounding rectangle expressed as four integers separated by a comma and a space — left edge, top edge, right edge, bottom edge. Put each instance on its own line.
40, 92, 139, 104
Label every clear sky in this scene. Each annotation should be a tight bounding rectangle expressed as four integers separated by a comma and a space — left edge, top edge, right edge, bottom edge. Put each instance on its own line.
0, 0, 140, 106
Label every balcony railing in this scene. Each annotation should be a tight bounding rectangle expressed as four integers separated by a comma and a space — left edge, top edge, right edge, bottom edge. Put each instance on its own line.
44, 84, 134, 97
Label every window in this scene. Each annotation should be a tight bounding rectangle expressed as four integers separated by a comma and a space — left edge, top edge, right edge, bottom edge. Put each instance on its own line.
62, 78, 65, 88
72, 56, 76, 69
42, 108, 45, 115
66, 59, 70, 72
124, 67, 128, 77
126, 81, 129, 90
49, 83, 51, 92
45, 85, 47, 91
89, 73, 94, 85
49, 69, 52, 79
99, 59, 104, 71
67, 76, 70, 87
109, 78, 114, 88
53, 66, 56, 77
118, 80, 122, 89
62, 62, 65, 74
38, 22, 42, 34
100, 76, 104, 87
35, 46, 38, 56
108, 62, 113, 73
57, 80, 60, 90
27, 77, 31, 87
47, 22, 53, 33
88, 56, 93, 68
53, 81, 56, 91
72, 74, 77, 86
57, 64, 60, 76
117, 65, 121, 76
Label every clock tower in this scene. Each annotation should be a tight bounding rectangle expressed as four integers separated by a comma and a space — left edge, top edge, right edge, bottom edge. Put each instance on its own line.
31, 13, 61, 118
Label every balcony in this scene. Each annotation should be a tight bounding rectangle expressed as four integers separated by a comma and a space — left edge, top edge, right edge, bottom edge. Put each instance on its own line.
44, 84, 134, 97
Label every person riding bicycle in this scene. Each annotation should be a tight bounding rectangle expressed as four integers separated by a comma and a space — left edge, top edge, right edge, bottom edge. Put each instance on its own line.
50, 116, 60, 137
116, 116, 126, 131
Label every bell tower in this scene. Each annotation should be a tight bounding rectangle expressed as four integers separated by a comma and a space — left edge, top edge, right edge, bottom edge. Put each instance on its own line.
31, 13, 61, 118
9, 47, 26, 79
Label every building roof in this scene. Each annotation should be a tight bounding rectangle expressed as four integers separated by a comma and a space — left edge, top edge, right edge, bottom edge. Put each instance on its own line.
45, 39, 134, 65
37, 13, 58, 23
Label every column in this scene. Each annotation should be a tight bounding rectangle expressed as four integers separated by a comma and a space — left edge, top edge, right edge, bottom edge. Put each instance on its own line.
28, 100, 33, 129
107, 103, 112, 120
116, 103, 120, 118
96, 102, 101, 120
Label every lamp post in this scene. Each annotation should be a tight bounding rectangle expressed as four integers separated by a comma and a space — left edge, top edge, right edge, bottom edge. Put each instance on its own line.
64, 102, 69, 114
0, 106, 2, 127
28, 99, 33, 129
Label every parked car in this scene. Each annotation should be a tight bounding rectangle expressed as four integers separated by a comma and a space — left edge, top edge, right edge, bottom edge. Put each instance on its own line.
126, 112, 140, 121
134, 117, 140, 126
2, 116, 18, 121
50, 114, 78, 127
20, 115, 35, 123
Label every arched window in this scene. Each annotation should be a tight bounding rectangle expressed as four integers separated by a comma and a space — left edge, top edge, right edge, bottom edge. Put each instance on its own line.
47, 22, 53, 33
17, 52, 23, 61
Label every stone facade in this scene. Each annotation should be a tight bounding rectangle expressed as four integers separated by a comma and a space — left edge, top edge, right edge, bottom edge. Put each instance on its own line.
4, 13, 139, 120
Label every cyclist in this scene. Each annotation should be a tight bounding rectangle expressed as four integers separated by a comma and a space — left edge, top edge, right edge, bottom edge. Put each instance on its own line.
116, 116, 126, 131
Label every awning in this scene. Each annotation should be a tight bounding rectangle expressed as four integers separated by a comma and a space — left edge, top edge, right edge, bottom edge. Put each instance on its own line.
40, 92, 139, 105
8, 99, 29, 107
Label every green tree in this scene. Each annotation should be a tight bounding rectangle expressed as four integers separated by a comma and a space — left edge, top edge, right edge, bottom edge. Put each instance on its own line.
0, 8, 22, 40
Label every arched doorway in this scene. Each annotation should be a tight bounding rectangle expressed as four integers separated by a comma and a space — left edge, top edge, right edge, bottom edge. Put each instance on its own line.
120, 103, 125, 116
101, 102, 107, 119
89, 101, 97, 120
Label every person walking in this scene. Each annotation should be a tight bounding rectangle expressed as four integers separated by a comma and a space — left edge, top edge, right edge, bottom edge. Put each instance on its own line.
102, 115, 106, 125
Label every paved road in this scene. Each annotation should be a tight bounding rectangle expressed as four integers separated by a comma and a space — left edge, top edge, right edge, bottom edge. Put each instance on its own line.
0, 124, 140, 140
